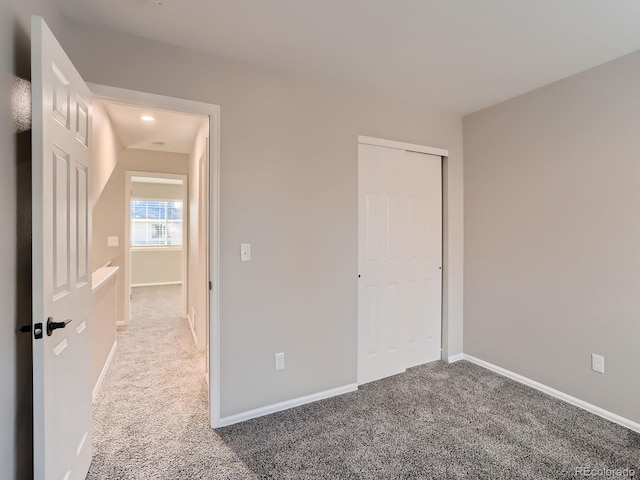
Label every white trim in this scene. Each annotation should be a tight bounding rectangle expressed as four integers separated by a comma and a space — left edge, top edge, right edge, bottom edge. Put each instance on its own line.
447, 353, 464, 363
219, 383, 359, 428
131, 281, 183, 288
187, 313, 197, 347
92, 341, 117, 403
91, 266, 119, 292
208, 107, 221, 428
358, 135, 448, 157
89, 84, 217, 118
188, 307, 195, 330
131, 196, 185, 203
463, 354, 640, 434
130, 246, 183, 252
131, 176, 182, 185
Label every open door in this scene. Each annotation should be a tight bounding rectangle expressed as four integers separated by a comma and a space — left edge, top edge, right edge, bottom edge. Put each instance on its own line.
31, 16, 93, 480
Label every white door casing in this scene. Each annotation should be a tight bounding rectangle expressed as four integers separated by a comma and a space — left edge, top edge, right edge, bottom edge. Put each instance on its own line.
200, 147, 211, 370
32, 16, 93, 480
358, 142, 442, 385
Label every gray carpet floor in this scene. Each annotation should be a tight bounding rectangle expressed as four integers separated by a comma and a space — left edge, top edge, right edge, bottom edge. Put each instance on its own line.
89, 285, 640, 479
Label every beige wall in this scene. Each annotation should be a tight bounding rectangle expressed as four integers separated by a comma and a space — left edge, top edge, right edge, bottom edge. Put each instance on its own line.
131, 181, 183, 200
131, 248, 183, 286
63, 21, 464, 418
464, 51, 640, 424
2, 2, 67, 478
92, 149, 188, 322
91, 101, 121, 207
92, 270, 118, 391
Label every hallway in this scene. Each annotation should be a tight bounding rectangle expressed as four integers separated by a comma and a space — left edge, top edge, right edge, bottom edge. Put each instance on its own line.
88, 285, 254, 479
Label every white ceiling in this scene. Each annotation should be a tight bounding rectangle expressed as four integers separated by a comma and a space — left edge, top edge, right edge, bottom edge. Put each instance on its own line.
62, 1, 640, 114
101, 101, 205, 154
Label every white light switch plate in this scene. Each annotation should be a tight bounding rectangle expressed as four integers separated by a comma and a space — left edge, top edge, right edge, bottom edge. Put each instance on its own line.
275, 352, 285, 370
107, 236, 119, 247
240, 243, 251, 261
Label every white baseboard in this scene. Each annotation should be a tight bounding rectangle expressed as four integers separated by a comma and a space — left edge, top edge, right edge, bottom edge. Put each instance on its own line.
92, 341, 117, 403
219, 383, 359, 428
186, 313, 197, 347
463, 354, 640, 434
447, 353, 464, 363
131, 281, 182, 287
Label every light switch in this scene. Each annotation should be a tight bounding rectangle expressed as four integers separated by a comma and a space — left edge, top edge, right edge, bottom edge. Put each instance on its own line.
275, 352, 285, 370
107, 236, 119, 247
240, 243, 251, 261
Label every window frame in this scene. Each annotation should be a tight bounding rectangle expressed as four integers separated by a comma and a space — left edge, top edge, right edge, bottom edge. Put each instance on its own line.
130, 198, 185, 248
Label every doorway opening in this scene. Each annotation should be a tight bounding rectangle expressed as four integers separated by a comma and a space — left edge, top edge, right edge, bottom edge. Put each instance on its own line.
88, 85, 221, 432
127, 173, 187, 328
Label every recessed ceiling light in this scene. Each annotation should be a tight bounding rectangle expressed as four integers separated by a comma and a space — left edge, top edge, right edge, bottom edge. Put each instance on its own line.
141, 115, 155, 122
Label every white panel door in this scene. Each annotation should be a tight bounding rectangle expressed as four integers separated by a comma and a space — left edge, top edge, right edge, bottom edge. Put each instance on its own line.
358, 143, 442, 385
31, 16, 93, 480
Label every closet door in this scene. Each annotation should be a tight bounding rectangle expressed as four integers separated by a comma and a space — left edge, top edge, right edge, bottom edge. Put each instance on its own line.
358, 143, 442, 384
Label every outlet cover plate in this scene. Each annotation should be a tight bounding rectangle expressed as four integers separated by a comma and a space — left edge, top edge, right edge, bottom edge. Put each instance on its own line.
241, 243, 251, 261
591, 354, 605, 374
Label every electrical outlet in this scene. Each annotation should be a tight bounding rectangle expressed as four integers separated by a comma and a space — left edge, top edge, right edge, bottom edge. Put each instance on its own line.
240, 243, 251, 261
591, 354, 605, 374
275, 352, 285, 371
107, 236, 119, 247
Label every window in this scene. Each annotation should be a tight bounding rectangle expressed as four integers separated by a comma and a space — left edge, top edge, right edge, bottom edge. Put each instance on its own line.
131, 200, 183, 246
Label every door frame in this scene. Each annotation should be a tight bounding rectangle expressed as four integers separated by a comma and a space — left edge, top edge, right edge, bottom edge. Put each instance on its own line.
124, 171, 188, 322
357, 135, 449, 384
90, 84, 222, 428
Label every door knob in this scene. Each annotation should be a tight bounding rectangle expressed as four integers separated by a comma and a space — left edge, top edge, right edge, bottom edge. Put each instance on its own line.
47, 317, 72, 337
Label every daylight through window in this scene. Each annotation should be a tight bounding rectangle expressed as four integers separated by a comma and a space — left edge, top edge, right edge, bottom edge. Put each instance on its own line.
131, 200, 183, 246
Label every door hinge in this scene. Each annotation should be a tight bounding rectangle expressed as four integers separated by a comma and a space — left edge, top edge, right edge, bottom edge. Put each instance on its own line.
209, 281, 212, 291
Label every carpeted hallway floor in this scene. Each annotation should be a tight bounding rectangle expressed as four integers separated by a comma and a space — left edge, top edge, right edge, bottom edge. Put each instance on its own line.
88, 285, 255, 479
89, 285, 639, 479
